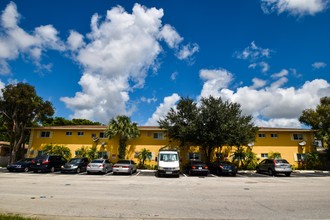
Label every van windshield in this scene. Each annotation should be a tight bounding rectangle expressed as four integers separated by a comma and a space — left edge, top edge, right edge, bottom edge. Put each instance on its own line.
160, 154, 178, 162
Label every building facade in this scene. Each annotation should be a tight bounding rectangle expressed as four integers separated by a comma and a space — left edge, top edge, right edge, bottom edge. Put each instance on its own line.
27, 125, 317, 168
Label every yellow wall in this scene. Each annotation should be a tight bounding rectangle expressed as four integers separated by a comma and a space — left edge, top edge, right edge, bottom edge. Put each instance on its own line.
27, 126, 316, 167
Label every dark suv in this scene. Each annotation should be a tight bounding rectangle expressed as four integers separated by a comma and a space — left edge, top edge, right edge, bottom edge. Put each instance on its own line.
31, 155, 67, 173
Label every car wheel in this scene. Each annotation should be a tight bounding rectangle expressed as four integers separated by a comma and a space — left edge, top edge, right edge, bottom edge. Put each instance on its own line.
256, 167, 260, 174
76, 168, 81, 173
87, 171, 90, 175
130, 169, 133, 175
24, 167, 29, 172
216, 169, 221, 176
50, 167, 55, 173
268, 169, 274, 176
285, 172, 291, 177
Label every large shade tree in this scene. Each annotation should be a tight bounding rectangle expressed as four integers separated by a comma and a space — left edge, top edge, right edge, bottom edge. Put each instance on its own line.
159, 96, 258, 163
299, 96, 330, 148
105, 115, 140, 159
0, 83, 54, 163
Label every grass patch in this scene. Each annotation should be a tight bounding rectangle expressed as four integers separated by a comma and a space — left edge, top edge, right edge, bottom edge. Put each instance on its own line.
0, 214, 37, 220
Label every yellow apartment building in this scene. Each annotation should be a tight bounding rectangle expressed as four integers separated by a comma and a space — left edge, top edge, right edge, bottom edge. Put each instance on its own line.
27, 125, 318, 168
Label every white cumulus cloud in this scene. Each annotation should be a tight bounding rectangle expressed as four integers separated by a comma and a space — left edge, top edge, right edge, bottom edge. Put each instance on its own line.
0, 2, 64, 74
261, 0, 329, 17
61, 4, 197, 123
312, 61, 327, 69
198, 67, 330, 128
145, 93, 180, 126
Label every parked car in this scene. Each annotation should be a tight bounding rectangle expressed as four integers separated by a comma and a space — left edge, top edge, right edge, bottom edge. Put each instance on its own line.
7, 158, 34, 172
113, 160, 137, 175
256, 158, 292, 176
61, 157, 89, 174
87, 159, 113, 174
209, 160, 237, 176
184, 160, 209, 176
31, 155, 67, 173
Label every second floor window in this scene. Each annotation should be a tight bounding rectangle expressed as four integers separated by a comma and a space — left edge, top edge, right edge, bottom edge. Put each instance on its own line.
153, 132, 164, 140
271, 133, 278, 138
77, 131, 84, 136
99, 132, 106, 138
293, 133, 304, 140
66, 131, 72, 136
40, 131, 50, 138
258, 133, 266, 138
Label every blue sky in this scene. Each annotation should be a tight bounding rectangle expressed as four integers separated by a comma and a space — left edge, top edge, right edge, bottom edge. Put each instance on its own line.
0, 0, 329, 128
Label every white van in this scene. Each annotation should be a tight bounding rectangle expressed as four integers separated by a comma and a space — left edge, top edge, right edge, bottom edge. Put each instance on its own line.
156, 150, 180, 177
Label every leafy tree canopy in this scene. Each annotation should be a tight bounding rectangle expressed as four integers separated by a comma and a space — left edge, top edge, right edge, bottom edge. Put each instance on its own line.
41, 117, 101, 126
299, 96, 330, 147
0, 83, 54, 163
159, 96, 258, 163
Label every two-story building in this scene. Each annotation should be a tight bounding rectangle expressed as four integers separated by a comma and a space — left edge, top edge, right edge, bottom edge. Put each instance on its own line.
27, 125, 317, 168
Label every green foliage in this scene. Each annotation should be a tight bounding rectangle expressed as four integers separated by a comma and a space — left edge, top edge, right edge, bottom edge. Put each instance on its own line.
75, 146, 89, 158
42, 144, 72, 161
41, 117, 101, 126
159, 96, 258, 163
136, 148, 152, 168
105, 115, 140, 159
232, 147, 258, 170
299, 96, 330, 147
304, 152, 322, 169
0, 213, 37, 220
0, 83, 54, 163
268, 152, 282, 159
87, 146, 98, 161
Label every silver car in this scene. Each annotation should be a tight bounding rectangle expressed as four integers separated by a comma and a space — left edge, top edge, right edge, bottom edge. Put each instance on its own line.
256, 159, 292, 176
87, 159, 113, 174
113, 160, 137, 175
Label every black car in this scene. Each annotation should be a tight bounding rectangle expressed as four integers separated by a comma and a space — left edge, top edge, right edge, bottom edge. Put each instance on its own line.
209, 160, 237, 176
31, 155, 67, 173
61, 157, 89, 174
7, 158, 34, 172
184, 160, 209, 176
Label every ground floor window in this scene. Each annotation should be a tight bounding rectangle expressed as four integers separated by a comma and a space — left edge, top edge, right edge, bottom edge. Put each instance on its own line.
294, 153, 306, 162
261, 153, 268, 158
98, 151, 110, 159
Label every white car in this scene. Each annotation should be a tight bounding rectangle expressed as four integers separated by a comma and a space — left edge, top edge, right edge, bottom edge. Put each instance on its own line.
87, 159, 113, 174
113, 160, 137, 175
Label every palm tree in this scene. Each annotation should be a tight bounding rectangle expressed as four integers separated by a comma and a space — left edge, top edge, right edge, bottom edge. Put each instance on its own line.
137, 148, 152, 168
105, 115, 140, 159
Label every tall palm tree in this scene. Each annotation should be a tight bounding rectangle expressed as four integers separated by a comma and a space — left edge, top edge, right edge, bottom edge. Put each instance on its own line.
105, 115, 140, 159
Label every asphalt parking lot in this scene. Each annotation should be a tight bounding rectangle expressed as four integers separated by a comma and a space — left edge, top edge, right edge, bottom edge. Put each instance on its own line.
1, 168, 330, 220
1, 167, 329, 177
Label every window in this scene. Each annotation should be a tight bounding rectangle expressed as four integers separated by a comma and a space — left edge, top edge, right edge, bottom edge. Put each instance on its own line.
75, 151, 81, 156
98, 151, 110, 159
258, 133, 266, 138
153, 132, 164, 140
261, 153, 268, 158
66, 131, 72, 136
295, 153, 306, 162
189, 153, 200, 160
40, 131, 50, 138
271, 133, 278, 138
293, 133, 304, 140
91, 133, 96, 138
146, 132, 152, 137
77, 131, 84, 136
99, 132, 106, 138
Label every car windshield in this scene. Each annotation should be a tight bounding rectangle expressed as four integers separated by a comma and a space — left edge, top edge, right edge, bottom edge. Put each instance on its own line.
91, 160, 103, 163
69, 158, 82, 164
160, 154, 178, 162
117, 160, 130, 164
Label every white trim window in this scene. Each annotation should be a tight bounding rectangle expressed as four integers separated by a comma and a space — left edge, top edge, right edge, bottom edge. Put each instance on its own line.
294, 153, 306, 162
153, 132, 164, 140
99, 132, 106, 139
271, 133, 278, 138
261, 153, 268, 158
40, 131, 51, 138
77, 131, 84, 136
258, 133, 266, 138
66, 131, 72, 136
293, 133, 304, 140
